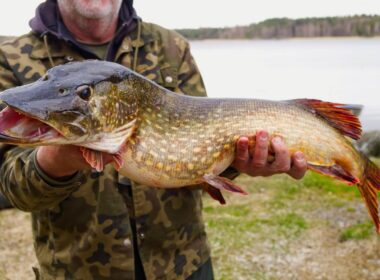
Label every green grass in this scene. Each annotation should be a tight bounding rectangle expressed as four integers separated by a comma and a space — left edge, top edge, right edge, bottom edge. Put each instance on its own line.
339, 221, 374, 242
302, 172, 360, 198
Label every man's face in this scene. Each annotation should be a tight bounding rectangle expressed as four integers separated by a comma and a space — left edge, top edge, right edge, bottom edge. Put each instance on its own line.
57, 0, 123, 19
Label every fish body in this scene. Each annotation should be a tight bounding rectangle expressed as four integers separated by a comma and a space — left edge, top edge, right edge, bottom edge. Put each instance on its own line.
119, 94, 361, 188
0, 60, 379, 232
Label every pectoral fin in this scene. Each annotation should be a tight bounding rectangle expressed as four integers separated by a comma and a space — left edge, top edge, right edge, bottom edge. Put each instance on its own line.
202, 173, 248, 197
80, 147, 104, 172
112, 150, 124, 171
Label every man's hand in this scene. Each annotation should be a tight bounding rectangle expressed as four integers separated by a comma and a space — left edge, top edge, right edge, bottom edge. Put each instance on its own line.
231, 131, 307, 179
36, 145, 113, 179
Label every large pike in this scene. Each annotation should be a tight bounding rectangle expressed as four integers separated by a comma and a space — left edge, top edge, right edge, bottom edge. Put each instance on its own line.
0, 60, 379, 232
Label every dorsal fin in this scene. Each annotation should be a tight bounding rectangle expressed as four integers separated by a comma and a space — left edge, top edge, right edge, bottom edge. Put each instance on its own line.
291, 99, 362, 140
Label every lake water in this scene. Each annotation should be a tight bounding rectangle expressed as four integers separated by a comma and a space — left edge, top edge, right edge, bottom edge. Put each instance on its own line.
190, 38, 380, 131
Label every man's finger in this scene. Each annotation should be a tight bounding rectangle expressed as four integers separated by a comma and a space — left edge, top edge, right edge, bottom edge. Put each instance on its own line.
288, 151, 308, 179
233, 137, 249, 168
252, 130, 269, 168
270, 137, 291, 172
247, 134, 256, 156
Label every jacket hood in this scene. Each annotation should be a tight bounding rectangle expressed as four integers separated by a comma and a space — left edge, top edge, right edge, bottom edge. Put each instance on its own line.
29, 0, 139, 61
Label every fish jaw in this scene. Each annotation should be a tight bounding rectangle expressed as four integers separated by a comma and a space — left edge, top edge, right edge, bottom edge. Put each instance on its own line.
0, 106, 67, 145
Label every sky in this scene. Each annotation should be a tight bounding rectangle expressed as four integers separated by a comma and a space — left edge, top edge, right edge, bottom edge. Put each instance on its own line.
0, 0, 379, 35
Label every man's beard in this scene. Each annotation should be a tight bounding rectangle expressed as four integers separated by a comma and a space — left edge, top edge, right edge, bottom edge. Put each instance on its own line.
59, 0, 122, 20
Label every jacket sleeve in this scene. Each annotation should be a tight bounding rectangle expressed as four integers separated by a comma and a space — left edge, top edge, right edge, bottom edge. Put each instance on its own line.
174, 40, 240, 180
0, 50, 84, 212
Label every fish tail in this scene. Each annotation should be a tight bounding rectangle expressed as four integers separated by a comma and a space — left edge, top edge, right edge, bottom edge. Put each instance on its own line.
358, 158, 380, 233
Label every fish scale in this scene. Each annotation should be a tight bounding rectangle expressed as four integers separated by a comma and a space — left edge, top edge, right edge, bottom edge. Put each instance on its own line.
0, 60, 379, 232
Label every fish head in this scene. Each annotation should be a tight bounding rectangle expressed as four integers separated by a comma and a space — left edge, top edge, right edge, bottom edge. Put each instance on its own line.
0, 60, 138, 152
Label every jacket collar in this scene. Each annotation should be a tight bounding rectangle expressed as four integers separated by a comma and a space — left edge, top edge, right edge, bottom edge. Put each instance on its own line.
29, 21, 157, 61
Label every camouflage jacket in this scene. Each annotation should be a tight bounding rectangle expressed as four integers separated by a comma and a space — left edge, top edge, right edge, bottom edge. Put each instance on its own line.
0, 21, 235, 280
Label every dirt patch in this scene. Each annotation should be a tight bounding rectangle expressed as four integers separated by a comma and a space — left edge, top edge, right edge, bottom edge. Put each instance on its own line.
0, 209, 36, 280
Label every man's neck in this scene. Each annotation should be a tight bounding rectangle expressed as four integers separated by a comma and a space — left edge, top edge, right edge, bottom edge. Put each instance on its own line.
59, 8, 119, 44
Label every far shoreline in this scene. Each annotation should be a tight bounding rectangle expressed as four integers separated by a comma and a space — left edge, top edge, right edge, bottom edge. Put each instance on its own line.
188, 36, 380, 42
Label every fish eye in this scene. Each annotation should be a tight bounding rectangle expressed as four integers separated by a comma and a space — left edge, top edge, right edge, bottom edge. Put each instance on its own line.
76, 85, 92, 101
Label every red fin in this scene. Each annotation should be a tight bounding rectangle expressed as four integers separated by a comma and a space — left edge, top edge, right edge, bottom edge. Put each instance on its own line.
80, 147, 104, 172
112, 151, 124, 171
310, 160, 380, 234
308, 163, 360, 185
359, 159, 380, 233
291, 99, 362, 140
203, 185, 226, 205
364, 160, 380, 191
202, 174, 248, 195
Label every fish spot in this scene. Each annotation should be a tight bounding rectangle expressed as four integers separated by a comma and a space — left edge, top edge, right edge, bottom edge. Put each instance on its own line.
168, 155, 177, 161
213, 152, 221, 158
224, 144, 231, 150
193, 147, 202, 153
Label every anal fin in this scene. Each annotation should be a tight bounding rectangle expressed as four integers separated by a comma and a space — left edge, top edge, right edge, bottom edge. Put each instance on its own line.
308, 163, 360, 185
309, 160, 380, 234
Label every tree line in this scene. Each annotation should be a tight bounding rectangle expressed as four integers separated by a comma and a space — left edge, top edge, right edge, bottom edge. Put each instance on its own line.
177, 15, 380, 40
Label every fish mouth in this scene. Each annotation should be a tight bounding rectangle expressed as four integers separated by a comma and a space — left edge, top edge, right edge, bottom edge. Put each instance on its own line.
0, 106, 63, 145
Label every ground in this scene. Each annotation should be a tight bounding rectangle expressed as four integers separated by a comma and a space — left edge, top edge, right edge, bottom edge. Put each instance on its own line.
0, 171, 379, 280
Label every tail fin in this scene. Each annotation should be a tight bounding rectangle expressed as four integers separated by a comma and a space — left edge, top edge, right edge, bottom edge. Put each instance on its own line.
359, 159, 380, 233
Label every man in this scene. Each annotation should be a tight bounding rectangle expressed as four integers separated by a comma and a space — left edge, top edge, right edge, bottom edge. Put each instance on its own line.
0, 0, 307, 279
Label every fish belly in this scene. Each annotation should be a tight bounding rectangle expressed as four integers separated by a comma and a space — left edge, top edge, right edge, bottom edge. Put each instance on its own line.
118, 142, 235, 188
